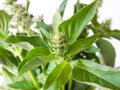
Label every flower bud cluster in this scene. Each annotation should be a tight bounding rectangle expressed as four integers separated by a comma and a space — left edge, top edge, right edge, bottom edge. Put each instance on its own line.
51, 33, 66, 55
2, 0, 40, 35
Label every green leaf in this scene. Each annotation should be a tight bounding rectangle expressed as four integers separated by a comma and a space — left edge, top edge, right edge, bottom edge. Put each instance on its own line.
107, 30, 120, 40
0, 10, 11, 38
36, 21, 51, 31
40, 28, 51, 42
84, 46, 100, 53
96, 38, 116, 67
44, 61, 72, 90
8, 80, 35, 90
53, 11, 62, 33
72, 60, 120, 90
74, 0, 86, 13
14, 42, 34, 51
67, 35, 98, 58
2, 67, 15, 81
59, 1, 97, 45
3, 35, 49, 49
18, 47, 51, 76
58, 0, 68, 16
0, 47, 19, 66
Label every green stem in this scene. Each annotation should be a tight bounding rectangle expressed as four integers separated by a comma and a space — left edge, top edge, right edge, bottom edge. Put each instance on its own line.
62, 85, 65, 90
28, 71, 40, 90
68, 79, 72, 90
25, 0, 30, 11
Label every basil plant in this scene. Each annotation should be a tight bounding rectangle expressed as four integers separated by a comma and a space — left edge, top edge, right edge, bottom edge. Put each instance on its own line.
0, 0, 120, 90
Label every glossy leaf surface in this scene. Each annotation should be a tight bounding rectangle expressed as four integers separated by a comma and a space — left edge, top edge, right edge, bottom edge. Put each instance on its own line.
18, 47, 51, 76
67, 35, 97, 58
73, 60, 120, 90
44, 61, 72, 90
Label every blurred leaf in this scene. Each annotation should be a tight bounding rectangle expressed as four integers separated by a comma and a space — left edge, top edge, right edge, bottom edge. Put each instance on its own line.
40, 28, 51, 42
91, 14, 99, 27
18, 47, 52, 76
8, 80, 35, 90
44, 61, 72, 90
0, 46, 19, 66
2, 67, 15, 81
73, 60, 120, 90
3, 35, 49, 50
0, 10, 11, 38
53, 11, 62, 32
74, 0, 86, 13
58, 0, 68, 16
43, 61, 57, 75
96, 38, 116, 67
25, 0, 30, 11
59, 1, 97, 45
36, 21, 51, 31
67, 35, 98, 58
72, 81, 88, 90
84, 46, 100, 53
107, 30, 120, 40
14, 42, 34, 51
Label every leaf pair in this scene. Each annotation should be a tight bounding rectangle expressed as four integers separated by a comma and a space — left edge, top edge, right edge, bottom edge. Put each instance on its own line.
18, 47, 51, 76
59, 1, 97, 45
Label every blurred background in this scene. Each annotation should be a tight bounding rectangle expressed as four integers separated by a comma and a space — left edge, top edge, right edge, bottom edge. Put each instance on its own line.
0, 0, 120, 85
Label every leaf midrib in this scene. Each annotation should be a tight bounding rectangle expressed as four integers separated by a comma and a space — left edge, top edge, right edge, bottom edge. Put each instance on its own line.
76, 65, 120, 88
46, 62, 67, 89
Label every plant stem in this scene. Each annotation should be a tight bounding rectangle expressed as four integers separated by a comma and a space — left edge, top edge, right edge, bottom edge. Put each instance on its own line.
62, 85, 65, 90
68, 79, 72, 90
25, 0, 30, 11
28, 71, 40, 90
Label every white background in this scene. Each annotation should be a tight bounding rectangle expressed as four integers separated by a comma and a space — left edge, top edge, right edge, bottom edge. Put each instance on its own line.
0, 0, 120, 84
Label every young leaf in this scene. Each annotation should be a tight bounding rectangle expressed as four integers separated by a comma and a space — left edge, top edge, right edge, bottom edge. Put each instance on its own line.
18, 47, 52, 76
67, 35, 98, 58
73, 60, 120, 90
52, 11, 62, 33
3, 35, 49, 49
74, 0, 86, 13
8, 80, 35, 90
40, 28, 51, 42
59, 1, 97, 45
107, 30, 120, 40
96, 38, 116, 67
36, 21, 51, 31
44, 61, 72, 90
58, 0, 68, 16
